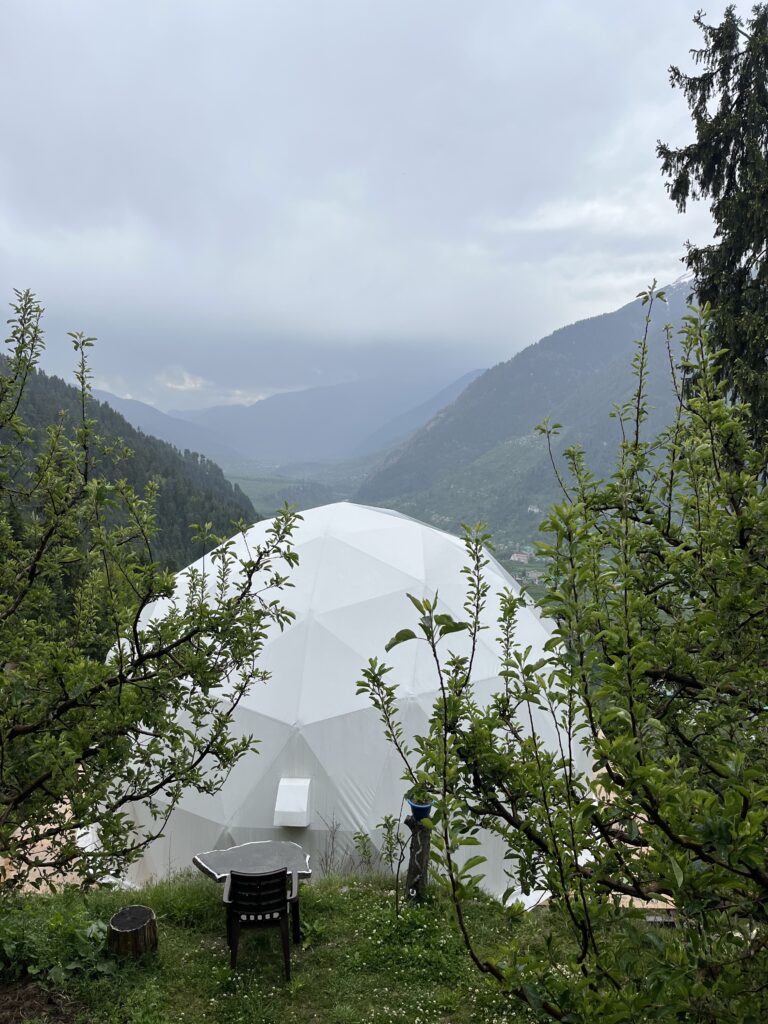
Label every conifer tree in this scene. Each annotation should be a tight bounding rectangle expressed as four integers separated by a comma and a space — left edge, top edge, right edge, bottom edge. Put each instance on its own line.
658, 5, 768, 437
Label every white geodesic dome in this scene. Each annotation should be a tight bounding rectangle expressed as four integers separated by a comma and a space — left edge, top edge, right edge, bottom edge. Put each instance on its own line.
128, 502, 576, 897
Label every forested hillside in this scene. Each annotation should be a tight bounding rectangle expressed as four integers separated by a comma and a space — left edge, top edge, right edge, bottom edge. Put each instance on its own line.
12, 363, 256, 569
93, 390, 240, 464
357, 283, 690, 551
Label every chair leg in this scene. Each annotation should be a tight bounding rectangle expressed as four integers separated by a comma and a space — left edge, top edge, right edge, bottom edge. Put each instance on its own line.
281, 915, 291, 981
230, 920, 239, 970
291, 899, 301, 944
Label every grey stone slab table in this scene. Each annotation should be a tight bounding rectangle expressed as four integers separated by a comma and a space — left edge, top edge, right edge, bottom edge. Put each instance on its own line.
193, 840, 312, 883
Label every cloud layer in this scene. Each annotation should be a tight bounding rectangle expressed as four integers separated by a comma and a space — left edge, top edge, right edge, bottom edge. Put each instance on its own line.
0, 1, 722, 409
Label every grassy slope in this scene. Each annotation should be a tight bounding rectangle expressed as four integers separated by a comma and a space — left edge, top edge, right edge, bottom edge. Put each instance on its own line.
227, 475, 338, 518
2, 873, 547, 1024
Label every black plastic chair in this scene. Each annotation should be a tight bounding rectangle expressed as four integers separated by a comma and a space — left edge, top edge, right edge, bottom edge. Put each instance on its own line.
223, 867, 300, 978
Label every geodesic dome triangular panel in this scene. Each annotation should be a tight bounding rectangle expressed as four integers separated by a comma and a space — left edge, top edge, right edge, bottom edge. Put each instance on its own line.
127, 502, 576, 897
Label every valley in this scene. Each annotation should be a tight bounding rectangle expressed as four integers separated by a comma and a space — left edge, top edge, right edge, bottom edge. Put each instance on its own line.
100, 281, 691, 559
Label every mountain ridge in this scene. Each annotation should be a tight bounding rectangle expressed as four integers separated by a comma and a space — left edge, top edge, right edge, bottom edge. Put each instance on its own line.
14, 366, 257, 569
173, 370, 483, 465
356, 284, 691, 550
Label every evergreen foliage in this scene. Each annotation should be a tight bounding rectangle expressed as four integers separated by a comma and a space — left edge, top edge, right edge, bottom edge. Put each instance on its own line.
361, 292, 768, 1023
658, 4, 768, 437
0, 291, 299, 889
6, 356, 256, 571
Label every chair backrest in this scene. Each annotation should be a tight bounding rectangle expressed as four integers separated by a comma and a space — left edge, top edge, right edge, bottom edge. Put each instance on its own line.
228, 868, 288, 916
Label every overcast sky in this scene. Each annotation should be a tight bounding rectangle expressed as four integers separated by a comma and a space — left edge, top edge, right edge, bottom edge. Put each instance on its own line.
1, 2, 728, 410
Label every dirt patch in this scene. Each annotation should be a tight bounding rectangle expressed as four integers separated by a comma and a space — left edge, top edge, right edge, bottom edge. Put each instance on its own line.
0, 982, 85, 1024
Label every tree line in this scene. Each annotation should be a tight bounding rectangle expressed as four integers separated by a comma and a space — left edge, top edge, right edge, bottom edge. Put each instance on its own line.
3, 350, 256, 571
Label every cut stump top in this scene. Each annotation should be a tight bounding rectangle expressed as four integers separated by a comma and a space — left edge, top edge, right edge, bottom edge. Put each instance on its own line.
109, 905, 156, 932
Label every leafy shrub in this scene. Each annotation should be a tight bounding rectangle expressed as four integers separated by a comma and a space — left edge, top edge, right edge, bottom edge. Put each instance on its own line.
0, 889, 115, 985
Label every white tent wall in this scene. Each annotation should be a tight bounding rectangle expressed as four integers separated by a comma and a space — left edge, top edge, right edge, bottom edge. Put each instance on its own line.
126, 502, 583, 899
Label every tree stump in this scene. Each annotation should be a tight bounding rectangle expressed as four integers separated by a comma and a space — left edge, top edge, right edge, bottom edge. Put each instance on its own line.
107, 905, 158, 958
405, 815, 431, 902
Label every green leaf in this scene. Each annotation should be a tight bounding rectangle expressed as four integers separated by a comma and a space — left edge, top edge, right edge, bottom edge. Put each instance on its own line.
384, 629, 418, 652
458, 855, 486, 873
438, 620, 471, 638
668, 854, 684, 889
521, 984, 543, 1012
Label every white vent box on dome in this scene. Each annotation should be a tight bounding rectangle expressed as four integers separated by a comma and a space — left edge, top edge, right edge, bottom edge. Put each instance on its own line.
273, 778, 311, 827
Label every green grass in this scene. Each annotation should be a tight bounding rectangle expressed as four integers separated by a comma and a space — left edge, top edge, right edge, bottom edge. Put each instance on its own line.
1, 872, 538, 1024
226, 475, 337, 515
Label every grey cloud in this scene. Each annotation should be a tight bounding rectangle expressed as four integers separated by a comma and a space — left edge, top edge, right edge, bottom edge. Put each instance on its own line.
0, 1, 737, 407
